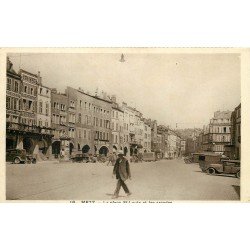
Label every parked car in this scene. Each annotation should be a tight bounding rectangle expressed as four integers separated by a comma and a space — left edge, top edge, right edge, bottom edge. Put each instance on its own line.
70, 152, 89, 163
204, 159, 240, 178
6, 149, 36, 164
143, 152, 157, 162
198, 153, 228, 171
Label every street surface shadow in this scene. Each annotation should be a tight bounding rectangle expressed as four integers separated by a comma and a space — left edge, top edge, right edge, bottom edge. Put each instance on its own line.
210, 173, 238, 179
105, 193, 126, 198
232, 185, 240, 198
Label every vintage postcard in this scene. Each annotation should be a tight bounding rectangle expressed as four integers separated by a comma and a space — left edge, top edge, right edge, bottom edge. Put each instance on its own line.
0, 48, 249, 202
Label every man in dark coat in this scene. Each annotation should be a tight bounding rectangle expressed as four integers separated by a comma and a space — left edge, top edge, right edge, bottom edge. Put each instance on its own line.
112, 150, 132, 198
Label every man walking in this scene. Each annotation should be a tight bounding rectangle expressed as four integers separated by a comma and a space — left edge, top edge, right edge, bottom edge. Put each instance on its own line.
112, 150, 132, 198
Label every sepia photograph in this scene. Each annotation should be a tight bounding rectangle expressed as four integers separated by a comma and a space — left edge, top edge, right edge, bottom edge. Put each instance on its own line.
4, 50, 241, 201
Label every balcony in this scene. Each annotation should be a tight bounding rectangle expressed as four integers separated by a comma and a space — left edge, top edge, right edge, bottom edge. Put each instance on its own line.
6, 122, 54, 136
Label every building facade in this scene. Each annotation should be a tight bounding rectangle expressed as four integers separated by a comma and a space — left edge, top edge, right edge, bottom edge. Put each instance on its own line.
231, 104, 241, 159
111, 96, 125, 153
6, 58, 22, 150
6, 59, 54, 159
51, 89, 69, 158
202, 110, 232, 154
66, 87, 112, 156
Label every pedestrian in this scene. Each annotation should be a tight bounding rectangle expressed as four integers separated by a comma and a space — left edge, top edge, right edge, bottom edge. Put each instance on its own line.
112, 150, 132, 198
107, 152, 114, 166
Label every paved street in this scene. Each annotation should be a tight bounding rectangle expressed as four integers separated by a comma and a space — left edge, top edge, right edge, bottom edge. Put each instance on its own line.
6, 159, 240, 201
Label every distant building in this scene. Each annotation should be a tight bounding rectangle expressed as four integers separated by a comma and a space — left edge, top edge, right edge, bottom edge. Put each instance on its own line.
111, 96, 125, 154
203, 110, 232, 154
6, 58, 54, 159
51, 89, 69, 158
180, 140, 186, 155
66, 86, 112, 156
143, 123, 151, 152
230, 104, 241, 159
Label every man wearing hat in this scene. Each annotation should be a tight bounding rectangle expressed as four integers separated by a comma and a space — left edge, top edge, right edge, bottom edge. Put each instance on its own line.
112, 150, 132, 198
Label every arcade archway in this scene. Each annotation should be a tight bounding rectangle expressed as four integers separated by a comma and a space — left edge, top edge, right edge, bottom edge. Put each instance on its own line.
99, 146, 109, 156
124, 146, 128, 156
52, 141, 60, 155
82, 144, 90, 154
69, 142, 74, 155
6, 138, 15, 150
23, 137, 34, 154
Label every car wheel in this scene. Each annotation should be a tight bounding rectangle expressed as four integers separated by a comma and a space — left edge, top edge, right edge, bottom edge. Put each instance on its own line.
207, 168, 216, 175
14, 157, 21, 164
236, 171, 240, 179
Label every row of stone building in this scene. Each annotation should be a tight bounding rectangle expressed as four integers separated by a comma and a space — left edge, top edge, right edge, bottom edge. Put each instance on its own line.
185, 107, 241, 160
6, 58, 184, 160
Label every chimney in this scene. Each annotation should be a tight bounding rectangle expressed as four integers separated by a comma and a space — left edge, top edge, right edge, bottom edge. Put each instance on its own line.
111, 95, 117, 103
37, 71, 42, 85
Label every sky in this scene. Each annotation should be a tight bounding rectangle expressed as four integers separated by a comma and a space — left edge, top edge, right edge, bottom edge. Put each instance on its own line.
8, 53, 241, 129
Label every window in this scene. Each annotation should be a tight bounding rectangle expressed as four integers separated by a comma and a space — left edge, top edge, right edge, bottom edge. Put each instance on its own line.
111, 122, 114, 130
45, 121, 48, 127
100, 132, 102, 140
80, 100, 82, 108
116, 111, 118, 119
39, 101, 43, 114
78, 113, 81, 123
112, 111, 114, 118
38, 120, 42, 127
40, 88, 42, 94
54, 102, 56, 108
223, 127, 226, 133
6, 97, 11, 109
24, 86, 27, 93
13, 98, 18, 110
14, 81, 19, 92
7, 78, 11, 90
52, 114, 55, 123
116, 123, 118, 131
100, 119, 103, 127
45, 103, 49, 116
88, 131, 91, 140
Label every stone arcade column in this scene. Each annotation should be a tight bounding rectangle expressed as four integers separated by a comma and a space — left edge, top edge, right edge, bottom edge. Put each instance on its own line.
16, 135, 23, 149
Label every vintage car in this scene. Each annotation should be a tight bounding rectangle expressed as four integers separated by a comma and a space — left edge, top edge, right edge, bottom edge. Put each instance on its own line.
203, 160, 240, 178
198, 153, 229, 171
143, 152, 157, 162
70, 152, 90, 163
6, 149, 36, 164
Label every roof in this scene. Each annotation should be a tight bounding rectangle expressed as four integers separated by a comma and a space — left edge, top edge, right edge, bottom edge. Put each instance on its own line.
19, 69, 38, 78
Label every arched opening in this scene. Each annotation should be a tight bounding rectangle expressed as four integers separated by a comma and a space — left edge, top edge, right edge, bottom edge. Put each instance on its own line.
120, 146, 123, 150
130, 147, 133, 156
38, 139, 48, 155
99, 146, 109, 156
69, 142, 74, 155
23, 137, 34, 154
52, 141, 60, 155
6, 138, 15, 150
124, 147, 128, 156
113, 145, 117, 151
82, 144, 90, 154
